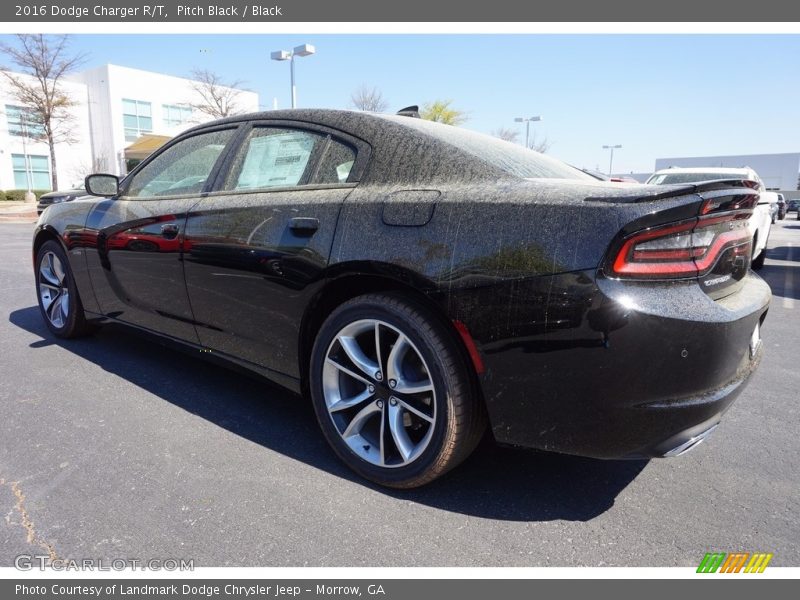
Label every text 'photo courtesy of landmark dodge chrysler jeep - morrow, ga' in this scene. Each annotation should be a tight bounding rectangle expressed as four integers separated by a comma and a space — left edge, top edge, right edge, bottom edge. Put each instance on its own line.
33, 108, 770, 488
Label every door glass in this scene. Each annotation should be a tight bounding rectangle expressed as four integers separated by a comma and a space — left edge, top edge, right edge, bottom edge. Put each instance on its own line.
226, 128, 326, 190
315, 139, 356, 184
224, 128, 356, 190
125, 128, 235, 198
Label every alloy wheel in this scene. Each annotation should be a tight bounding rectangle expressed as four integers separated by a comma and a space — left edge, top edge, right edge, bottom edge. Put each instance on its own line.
38, 251, 70, 329
322, 319, 437, 468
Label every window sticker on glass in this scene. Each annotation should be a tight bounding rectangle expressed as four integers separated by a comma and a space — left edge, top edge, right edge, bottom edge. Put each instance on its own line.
236, 132, 316, 189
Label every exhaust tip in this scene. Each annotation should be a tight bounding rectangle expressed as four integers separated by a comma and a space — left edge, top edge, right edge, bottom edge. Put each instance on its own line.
662, 424, 719, 457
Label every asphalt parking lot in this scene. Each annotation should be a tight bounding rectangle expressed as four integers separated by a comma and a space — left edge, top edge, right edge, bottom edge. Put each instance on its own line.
1, 218, 798, 567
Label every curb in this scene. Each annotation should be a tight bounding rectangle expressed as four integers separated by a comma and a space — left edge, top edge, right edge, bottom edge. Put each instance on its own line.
0, 214, 37, 222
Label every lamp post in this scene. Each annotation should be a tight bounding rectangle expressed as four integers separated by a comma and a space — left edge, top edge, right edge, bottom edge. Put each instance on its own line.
514, 116, 541, 148
603, 144, 622, 176
19, 111, 36, 203
270, 44, 316, 109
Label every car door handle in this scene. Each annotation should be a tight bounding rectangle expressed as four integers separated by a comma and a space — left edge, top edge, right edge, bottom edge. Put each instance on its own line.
161, 224, 179, 239
289, 217, 319, 234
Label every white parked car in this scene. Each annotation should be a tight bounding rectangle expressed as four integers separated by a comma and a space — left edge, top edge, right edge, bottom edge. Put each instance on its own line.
646, 167, 772, 270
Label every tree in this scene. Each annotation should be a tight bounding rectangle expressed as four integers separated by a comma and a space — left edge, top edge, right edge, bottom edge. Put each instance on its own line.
420, 100, 467, 125
492, 126, 551, 153
491, 128, 519, 143
189, 68, 245, 119
527, 133, 553, 154
0, 34, 86, 190
69, 154, 111, 185
350, 85, 388, 113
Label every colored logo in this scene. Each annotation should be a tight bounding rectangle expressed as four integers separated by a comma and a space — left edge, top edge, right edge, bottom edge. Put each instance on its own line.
697, 552, 773, 573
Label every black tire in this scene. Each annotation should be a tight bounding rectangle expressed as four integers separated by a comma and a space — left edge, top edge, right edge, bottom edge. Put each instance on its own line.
751, 246, 766, 270
35, 239, 94, 338
309, 293, 486, 488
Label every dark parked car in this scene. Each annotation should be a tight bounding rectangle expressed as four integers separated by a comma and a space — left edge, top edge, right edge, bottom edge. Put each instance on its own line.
32, 109, 770, 488
36, 187, 87, 215
776, 194, 787, 220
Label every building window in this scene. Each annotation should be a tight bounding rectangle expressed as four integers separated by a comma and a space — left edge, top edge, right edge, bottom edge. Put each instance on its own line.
162, 104, 193, 128
12, 153, 51, 190
122, 98, 152, 142
5, 105, 45, 139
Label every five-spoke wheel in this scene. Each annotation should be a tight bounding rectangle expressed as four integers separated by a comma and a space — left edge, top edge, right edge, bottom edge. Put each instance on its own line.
34, 240, 92, 338
38, 250, 70, 329
323, 318, 437, 468
310, 293, 485, 488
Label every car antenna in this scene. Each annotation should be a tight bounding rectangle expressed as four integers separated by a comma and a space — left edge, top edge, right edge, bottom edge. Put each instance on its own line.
396, 105, 421, 118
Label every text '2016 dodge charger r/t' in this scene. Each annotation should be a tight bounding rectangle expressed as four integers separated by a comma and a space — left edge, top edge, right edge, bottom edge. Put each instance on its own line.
32, 108, 770, 488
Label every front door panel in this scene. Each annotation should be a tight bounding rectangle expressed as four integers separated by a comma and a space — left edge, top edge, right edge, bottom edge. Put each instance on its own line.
84, 197, 200, 341
83, 126, 240, 343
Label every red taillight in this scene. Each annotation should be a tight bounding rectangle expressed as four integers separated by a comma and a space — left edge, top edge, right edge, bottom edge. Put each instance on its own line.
609, 211, 751, 279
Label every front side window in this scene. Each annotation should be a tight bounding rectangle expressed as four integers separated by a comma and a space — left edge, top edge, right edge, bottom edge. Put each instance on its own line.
5, 105, 45, 139
162, 104, 193, 128
224, 127, 356, 191
124, 128, 235, 198
12, 153, 51, 190
123, 99, 153, 142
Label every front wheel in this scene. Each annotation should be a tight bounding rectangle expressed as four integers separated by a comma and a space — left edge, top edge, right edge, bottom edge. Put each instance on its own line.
35, 240, 94, 338
309, 293, 486, 488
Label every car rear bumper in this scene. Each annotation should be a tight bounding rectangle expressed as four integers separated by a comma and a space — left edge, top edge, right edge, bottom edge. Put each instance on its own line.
467, 270, 770, 458
622, 342, 761, 458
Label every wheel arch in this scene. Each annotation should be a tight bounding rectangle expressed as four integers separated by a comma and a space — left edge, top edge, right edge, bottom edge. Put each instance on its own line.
33, 224, 100, 315
33, 225, 68, 262
298, 262, 485, 403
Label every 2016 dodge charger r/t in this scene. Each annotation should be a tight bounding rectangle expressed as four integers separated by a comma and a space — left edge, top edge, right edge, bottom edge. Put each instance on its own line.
32, 108, 770, 488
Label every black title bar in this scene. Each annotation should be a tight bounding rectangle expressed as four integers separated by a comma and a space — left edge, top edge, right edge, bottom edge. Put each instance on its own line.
3, 0, 800, 22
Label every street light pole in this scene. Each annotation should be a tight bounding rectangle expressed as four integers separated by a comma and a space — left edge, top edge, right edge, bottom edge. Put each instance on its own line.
514, 116, 542, 148
271, 44, 316, 109
290, 54, 296, 109
602, 144, 622, 176
18, 111, 37, 203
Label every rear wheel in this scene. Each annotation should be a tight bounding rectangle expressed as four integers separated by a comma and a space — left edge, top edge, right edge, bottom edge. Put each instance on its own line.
35, 240, 94, 338
309, 293, 485, 488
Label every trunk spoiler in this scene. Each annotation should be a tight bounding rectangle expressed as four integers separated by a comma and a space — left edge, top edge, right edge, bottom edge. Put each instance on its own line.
584, 179, 759, 204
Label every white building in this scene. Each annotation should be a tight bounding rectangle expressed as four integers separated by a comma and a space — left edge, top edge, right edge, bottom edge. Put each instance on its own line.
0, 64, 259, 192
69, 64, 259, 177
0, 74, 93, 192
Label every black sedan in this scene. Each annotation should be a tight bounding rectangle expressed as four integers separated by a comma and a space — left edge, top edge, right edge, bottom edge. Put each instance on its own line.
32, 109, 770, 488
36, 187, 86, 215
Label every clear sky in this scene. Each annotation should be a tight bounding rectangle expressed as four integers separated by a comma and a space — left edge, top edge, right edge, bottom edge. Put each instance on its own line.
6, 34, 800, 174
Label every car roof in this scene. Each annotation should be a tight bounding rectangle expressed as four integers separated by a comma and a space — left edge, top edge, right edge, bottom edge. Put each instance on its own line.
183, 108, 403, 135
653, 167, 755, 175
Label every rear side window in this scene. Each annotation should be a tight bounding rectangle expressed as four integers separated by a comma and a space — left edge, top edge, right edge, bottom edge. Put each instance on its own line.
224, 127, 356, 190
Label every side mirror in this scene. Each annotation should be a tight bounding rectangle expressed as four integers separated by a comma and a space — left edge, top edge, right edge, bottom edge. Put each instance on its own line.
85, 173, 119, 197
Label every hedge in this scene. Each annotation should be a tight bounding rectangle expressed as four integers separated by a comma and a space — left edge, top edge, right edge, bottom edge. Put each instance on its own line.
0, 189, 51, 202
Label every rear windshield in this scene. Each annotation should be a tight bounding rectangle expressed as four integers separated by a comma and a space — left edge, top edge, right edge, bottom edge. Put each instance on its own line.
647, 172, 752, 185
381, 115, 594, 181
